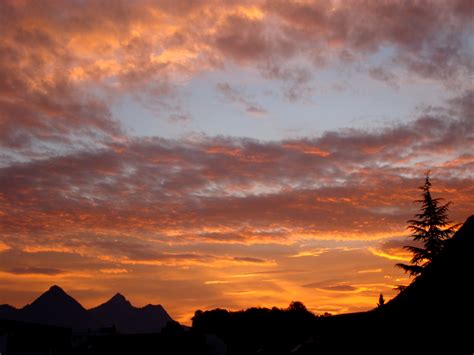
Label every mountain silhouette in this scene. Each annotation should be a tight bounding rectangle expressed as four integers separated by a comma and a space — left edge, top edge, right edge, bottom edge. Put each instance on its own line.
0, 304, 18, 319
1, 285, 99, 329
89, 292, 172, 333
0, 286, 173, 333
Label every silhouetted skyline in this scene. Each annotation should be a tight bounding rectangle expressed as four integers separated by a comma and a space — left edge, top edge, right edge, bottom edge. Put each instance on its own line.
1, 215, 472, 354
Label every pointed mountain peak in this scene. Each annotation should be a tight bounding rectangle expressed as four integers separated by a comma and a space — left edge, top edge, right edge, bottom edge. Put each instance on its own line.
20, 285, 98, 329
89, 297, 172, 333
47, 285, 66, 294
35, 285, 73, 303
32, 285, 83, 307
94, 292, 132, 309
143, 303, 164, 310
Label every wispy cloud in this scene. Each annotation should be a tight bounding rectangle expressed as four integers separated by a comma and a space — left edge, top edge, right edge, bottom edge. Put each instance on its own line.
217, 82, 267, 117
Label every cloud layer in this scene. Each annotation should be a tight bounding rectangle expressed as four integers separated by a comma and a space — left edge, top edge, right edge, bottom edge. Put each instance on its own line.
1, 0, 473, 151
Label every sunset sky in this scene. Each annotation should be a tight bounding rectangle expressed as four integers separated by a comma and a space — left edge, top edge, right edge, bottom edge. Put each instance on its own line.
0, 0, 473, 324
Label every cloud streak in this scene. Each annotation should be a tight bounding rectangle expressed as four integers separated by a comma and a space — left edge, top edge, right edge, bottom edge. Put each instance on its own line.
217, 82, 267, 117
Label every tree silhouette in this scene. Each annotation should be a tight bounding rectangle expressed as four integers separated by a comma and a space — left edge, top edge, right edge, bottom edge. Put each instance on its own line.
396, 174, 458, 277
287, 301, 307, 313
377, 293, 385, 307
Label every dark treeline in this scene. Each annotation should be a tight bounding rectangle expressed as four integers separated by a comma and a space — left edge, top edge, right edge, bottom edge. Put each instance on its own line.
192, 302, 321, 354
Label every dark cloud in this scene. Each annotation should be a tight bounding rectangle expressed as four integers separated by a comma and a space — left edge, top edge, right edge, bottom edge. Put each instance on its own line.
302, 281, 357, 292
168, 113, 192, 123
320, 285, 357, 292
217, 82, 267, 117
214, 14, 273, 63
263, 0, 473, 84
5, 267, 63, 275
368, 67, 399, 88
232, 257, 267, 264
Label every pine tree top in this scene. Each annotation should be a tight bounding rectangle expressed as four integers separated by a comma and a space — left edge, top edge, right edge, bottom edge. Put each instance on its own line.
397, 174, 458, 278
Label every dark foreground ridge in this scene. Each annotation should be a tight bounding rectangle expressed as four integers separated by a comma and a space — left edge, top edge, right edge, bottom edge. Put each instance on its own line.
1, 215, 473, 354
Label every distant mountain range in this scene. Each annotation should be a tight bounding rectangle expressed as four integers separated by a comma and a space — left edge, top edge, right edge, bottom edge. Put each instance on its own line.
0, 286, 172, 333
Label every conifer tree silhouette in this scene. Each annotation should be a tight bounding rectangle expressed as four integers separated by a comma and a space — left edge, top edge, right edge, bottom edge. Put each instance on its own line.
377, 293, 385, 307
396, 174, 458, 276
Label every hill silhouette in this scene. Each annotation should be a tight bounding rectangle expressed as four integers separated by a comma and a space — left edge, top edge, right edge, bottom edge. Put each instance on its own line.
387, 214, 474, 312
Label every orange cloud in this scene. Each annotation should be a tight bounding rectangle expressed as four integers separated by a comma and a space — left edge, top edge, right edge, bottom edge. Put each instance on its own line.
368, 247, 411, 262
282, 143, 331, 157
